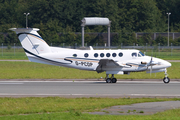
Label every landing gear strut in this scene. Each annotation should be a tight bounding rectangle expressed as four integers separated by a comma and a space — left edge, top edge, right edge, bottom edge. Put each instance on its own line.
163, 68, 170, 84
105, 74, 117, 83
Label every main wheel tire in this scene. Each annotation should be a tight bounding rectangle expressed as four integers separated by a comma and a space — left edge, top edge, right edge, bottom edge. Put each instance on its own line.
163, 77, 170, 84
106, 78, 112, 83
111, 78, 117, 83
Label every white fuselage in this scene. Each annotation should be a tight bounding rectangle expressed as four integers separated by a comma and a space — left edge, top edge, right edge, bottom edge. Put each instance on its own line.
27, 47, 171, 74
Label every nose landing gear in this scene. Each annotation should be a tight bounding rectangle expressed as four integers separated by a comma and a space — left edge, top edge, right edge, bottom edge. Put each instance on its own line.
163, 68, 170, 84
105, 74, 117, 83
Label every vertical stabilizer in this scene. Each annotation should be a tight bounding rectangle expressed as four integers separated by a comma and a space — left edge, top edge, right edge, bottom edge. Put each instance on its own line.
10, 28, 51, 55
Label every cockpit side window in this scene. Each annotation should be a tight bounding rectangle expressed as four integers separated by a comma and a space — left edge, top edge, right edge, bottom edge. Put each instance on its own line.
139, 51, 144, 56
132, 53, 137, 57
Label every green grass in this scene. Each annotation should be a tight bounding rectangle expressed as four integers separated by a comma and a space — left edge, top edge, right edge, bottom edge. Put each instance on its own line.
0, 61, 179, 79
1, 110, 180, 120
0, 48, 27, 60
145, 51, 180, 60
0, 97, 169, 115
140, 48, 180, 60
0, 97, 179, 119
0, 52, 27, 60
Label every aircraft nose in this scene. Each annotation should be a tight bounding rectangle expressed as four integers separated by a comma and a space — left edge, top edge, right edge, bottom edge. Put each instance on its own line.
152, 57, 171, 69
162, 60, 171, 68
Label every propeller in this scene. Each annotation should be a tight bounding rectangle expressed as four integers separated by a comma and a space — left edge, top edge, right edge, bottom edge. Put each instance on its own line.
146, 57, 153, 76
144, 57, 159, 76
146, 57, 152, 66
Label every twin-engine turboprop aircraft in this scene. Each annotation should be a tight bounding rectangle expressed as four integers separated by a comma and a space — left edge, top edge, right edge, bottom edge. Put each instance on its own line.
10, 28, 171, 83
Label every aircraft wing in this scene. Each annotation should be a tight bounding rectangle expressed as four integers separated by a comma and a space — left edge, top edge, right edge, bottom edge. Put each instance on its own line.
96, 59, 130, 73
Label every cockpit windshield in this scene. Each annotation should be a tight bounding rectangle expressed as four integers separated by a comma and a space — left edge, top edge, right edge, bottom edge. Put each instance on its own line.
138, 51, 144, 57
132, 51, 144, 57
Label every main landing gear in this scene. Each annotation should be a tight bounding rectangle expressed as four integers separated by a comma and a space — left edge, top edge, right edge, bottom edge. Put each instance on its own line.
105, 74, 117, 83
163, 68, 170, 84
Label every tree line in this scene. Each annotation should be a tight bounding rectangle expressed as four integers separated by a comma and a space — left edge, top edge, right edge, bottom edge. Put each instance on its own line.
1, 0, 180, 46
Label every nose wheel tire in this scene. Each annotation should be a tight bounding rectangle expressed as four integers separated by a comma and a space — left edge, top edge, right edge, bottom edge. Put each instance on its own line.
163, 77, 170, 84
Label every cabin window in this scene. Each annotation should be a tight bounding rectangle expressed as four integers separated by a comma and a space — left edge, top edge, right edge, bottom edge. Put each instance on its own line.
100, 53, 104, 57
119, 52, 123, 57
84, 53, 89, 58
106, 53, 110, 57
94, 53, 98, 58
132, 53, 137, 57
112, 53, 116, 57
73, 54, 77, 57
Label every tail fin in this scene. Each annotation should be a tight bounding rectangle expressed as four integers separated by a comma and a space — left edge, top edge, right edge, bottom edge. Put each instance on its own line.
10, 28, 51, 55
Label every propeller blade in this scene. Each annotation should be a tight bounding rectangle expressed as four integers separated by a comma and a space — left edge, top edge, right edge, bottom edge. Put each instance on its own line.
150, 65, 152, 76
150, 57, 153, 65
146, 57, 153, 67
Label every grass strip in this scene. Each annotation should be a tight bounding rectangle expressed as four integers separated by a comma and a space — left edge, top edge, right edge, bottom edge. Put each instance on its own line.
0, 61, 179, 79
0, 97, 179, 119
0, 97, 178, 115
1, 110, 180, 120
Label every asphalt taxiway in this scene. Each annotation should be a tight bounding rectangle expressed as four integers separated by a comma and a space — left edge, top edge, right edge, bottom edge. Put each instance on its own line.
0, 80, 179, 98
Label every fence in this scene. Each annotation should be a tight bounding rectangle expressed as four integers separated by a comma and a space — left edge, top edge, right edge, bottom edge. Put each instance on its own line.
136, 32, 180, 40
2, 32, 180, 47
0, 45, 180, 59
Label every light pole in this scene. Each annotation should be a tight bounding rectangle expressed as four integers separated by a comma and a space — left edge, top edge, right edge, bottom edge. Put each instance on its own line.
166, 12, 171, 47
24, 13, 30, 28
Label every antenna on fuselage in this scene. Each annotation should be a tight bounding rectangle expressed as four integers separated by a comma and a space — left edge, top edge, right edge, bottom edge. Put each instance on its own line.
89, 46, 94, 50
